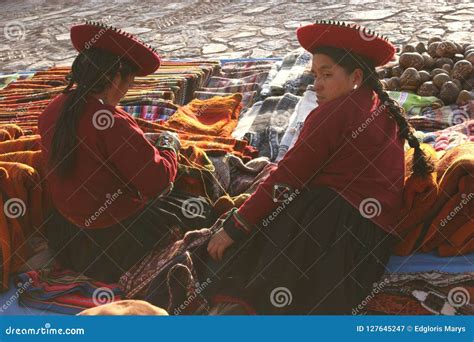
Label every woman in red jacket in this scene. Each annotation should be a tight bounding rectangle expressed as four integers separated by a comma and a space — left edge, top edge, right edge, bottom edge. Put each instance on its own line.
207, 21, 435, 314
39, 22, 181, 283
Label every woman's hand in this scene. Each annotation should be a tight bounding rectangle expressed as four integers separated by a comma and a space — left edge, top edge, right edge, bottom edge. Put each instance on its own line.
207, 228, 234, 262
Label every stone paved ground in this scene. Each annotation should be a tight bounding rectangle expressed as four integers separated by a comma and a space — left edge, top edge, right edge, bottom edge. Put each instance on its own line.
1, 0, 473, 72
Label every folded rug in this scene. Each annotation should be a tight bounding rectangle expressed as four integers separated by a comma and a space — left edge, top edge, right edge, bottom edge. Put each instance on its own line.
0, 135, 41, 154
397, 144, 439, 233
163, 94, 242, 137
421, 143, 474, 253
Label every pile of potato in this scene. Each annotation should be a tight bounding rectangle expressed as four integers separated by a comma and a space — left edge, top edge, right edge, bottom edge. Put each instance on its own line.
379, 38, 474, 105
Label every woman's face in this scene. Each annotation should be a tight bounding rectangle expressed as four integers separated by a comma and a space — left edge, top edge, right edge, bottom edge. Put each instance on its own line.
311, 53, 362, 104
106, 72, 136, 105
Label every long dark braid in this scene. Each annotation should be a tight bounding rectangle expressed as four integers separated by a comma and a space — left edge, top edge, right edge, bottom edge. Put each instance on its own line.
313, 46, 435, 178
50, 47, 138, 178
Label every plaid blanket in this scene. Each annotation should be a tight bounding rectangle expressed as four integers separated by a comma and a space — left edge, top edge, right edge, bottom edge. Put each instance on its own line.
121, 104, 177, 122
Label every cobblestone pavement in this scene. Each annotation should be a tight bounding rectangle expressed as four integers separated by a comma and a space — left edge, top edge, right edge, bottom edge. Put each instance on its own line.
1, 0, 473, 72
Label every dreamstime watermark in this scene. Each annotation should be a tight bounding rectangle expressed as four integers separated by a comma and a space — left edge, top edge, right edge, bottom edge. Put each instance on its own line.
270, 287, 293, 308
358, 27, 377, 42
181, 198, 206, 219
92, 109, 115, 130
352, 279, 388, 315
0, 278, 33, 313
3, 198, 26, 219
153, 2, 230, 31
83, 17, 112, 50
173, 278, 212, 315
92, 287, 115, 306
352, 102, 388, 139
3, 20, 26, 41
440, 193, 474, 228
359, 197, 382, 219
262, 189, 300, 227
84, 189, 123, 227
270, 112, 290, 130
448, 287, 470, 308
4, 323, 85, 336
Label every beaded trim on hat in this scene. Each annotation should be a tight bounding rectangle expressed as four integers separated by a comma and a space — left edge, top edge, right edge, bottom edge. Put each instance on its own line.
84, 20, 159, 53
314, 19, 390, 42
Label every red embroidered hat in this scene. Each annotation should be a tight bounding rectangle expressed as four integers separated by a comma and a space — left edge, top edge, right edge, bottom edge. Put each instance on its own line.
296, 20, 396, 66
70, 21, 161, 76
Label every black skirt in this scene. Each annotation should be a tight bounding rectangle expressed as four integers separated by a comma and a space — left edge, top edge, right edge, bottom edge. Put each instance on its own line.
46, 192, 214, 284
210, 186, 396, 315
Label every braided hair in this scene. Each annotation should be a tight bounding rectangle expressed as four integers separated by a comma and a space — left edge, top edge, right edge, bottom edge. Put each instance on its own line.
50, 47, 138, 177
313, 46, 435, 178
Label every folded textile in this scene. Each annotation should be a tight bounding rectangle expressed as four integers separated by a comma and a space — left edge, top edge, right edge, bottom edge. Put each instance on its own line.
207, 72, 270, 89
194, 91, 256, 109
398, 144, 440, 233
14, 268, 123, 315
393, 145, 440, 256
162, 94, 242, 137
119, 228, 212, 315
422, 119, 474, 152
276, 87, 317, 161
200, 83, 261, 94
228, 156, 272, 196
269, 48, 312, 96
365, 272, 474, 315
208, 154, 272, 199
232, 163, 277, 196
0, 161, 45, 290
0, 160, 44, 233
408, 101, 473, 132
260, 61, 282, 98
243, 93, 301, 161
121, 102, 178, 122
421, 143, 474, 253
0, 150, 43, 175
0, 124, 24, 139
135, 118, 257, 161
0, 129, 12, 142
0, 62, 220, 132
387, 91, 444, 116
0, 135, 41, 154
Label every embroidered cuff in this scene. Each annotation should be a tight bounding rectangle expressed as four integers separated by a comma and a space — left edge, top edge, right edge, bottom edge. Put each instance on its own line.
222, 208, 253, 241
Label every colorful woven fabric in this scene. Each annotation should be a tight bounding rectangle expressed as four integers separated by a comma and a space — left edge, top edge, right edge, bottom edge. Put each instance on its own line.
14, 268, 124, 315
365, 272, 474, 315
408, 101, 473, 132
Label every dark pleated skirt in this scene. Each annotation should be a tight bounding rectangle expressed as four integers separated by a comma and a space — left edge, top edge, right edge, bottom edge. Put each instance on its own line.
46, 192, 214, 284
210, 186, 396, 315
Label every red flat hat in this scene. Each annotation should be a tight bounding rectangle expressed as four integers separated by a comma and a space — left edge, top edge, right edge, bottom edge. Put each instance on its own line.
70, 21, 161, 76
297, 20, 396, 66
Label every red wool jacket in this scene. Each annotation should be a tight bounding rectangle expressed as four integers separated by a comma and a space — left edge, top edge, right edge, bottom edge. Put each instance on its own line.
38, 94, 178, 229
237, 85, 405, 235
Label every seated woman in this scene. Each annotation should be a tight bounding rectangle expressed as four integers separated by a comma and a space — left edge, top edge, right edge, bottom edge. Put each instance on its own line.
39, 22, 181, 283
207, 21, 435, 314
